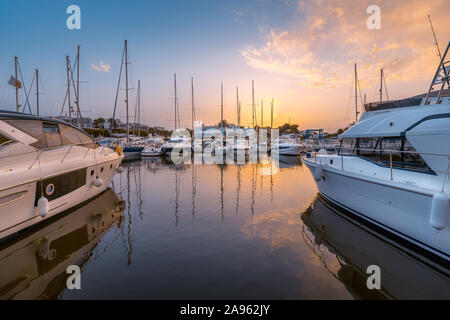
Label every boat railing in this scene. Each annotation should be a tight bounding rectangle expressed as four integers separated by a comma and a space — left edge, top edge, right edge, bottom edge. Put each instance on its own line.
311, 146, 450, 187
0, 140, 109, 169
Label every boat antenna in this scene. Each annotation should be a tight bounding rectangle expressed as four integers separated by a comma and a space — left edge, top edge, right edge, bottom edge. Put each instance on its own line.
428, 14, 443, 60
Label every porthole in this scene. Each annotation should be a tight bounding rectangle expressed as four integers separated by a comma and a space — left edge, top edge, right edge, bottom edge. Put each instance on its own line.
45, 183, 55, 196
47, 249, 57, 261
110, 164, 113, 169
330, 159, 333, 165
101, 167, 104, 173
91, 170, 95, 176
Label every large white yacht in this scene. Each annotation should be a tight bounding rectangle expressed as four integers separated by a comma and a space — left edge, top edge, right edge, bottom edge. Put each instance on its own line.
0, 111, 124, 240
303, 43, 450, 262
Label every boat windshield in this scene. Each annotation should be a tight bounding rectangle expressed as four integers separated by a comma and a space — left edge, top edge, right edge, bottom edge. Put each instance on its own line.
338, 137, 433, 173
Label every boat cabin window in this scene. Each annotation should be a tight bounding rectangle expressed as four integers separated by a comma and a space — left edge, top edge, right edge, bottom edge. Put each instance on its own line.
59, 124, 95, 147
339, 137, 432, 173
338, 138, 357, 155
43, 122, 62, 147
4, 119, 47, 149
5, 119, 95, 149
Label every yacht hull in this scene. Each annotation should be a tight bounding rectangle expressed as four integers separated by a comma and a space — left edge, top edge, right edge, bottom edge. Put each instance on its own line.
276, 145, 302, 156
303, 159, 450, 262
0, 156, 123, 241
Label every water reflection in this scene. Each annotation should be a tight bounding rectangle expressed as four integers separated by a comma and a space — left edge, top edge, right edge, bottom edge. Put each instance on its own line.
3, 155, 444, 299
0, 189, 125, 300
301, 195, 450, 299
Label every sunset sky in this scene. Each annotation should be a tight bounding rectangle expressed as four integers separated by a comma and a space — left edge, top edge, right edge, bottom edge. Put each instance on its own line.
0, 0, 449, 132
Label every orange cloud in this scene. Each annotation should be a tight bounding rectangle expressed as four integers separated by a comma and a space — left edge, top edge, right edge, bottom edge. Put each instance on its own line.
240, 0, 450, 90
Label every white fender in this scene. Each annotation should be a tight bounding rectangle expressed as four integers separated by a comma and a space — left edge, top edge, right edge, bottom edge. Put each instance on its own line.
318, 149, 328, 155
38, 196, 49, 218
314, 163, 325, 181
116, 166, 124, 173
430, 191, 449, 232
94, 177, 103, 188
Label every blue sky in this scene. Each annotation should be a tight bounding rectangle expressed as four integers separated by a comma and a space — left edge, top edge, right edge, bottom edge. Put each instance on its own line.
0, 0, 299, 129
0, 0, 448, 131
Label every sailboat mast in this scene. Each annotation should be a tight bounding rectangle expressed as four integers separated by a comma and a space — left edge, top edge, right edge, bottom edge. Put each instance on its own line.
261, 100, 263, 128
174, 73, 178, 131
35, 69, 39, 116
236, 86, 239, 128
66, 55, 72, 123
221, 82, 224, 134
137, 80, 141, 137
125, 40, 129, 139
271, 98, 274, 129
380, 69, 383, 104
76, 45, 81, 128
251, 80, 255, 128
354, 63, 358, 123
14, 56, 19, 112
191, 76, 195, 133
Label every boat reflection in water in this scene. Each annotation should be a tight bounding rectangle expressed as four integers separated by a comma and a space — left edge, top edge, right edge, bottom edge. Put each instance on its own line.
301, 195, 449, 300
0, 188, 125, 300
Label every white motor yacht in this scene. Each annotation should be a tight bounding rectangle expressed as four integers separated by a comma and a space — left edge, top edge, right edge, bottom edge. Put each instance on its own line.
273, 135, 302, 156
161, 136, 192, 158
303, 44, 450, 262
141, 138, 164, 157
0, 111, 124, 240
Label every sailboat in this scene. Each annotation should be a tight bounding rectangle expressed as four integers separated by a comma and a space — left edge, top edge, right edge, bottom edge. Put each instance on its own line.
111, 40, 144, 160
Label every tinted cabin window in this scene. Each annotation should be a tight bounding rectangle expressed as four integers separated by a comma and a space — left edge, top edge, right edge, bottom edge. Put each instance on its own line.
59, 124, 94, 147
43, 122, 62, 148
358, 138, 380, 161
4, 119, 47, 149
338, 138, 357, 155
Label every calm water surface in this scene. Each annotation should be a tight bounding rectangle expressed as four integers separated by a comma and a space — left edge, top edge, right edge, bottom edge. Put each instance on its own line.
1, 156, 448, 299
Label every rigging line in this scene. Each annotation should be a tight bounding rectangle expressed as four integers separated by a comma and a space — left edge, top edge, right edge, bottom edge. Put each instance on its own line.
18, 63, 32, 114
68, 55, 82, 121
59, 88, 68, 118
111, 44, 126, 134
22, 73, 36, 113
383, 72, 390, 102
357, 74, 364, 107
